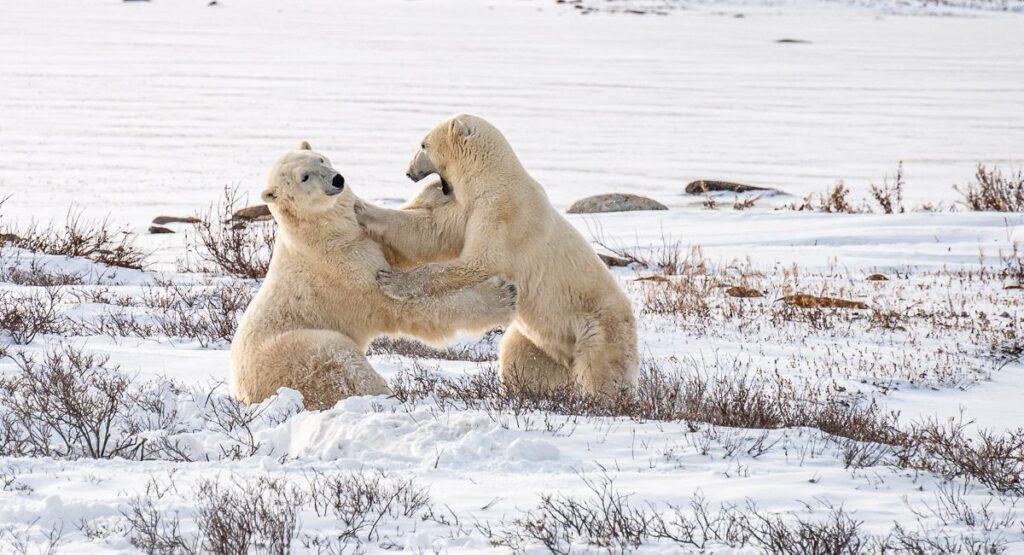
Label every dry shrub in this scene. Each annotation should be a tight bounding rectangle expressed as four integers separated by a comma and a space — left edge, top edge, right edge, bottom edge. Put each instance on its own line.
0, 467, 31, 494
957, 164, 1024, 212
86, 279, 255, 348
124, 476, 305, 555
786, 182, 858, 213
182, 186, 275, 278
900, 418, 1024, 496
4, 208, 146, 269
0, 345, 148, 459
393, 360, 1024, 494
487, 475, 869, 553
488, 474, 1014, 553
0, 520, 65, 555
124, 471, 432, 554
591, 230, 697, 276
195, 477, 304, 555
0, 287, 66, 344
732, 195, 761, 211
999, 241, 1024, 284
391, 360, 900, 443
0, 252, 86, 287
869, 161, 906, 214
304, 470, 432, 547
142, 279, 254, 347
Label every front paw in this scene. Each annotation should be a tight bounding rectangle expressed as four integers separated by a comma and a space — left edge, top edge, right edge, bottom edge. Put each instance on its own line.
486, 277, 518, 309
377, 269, 424, 300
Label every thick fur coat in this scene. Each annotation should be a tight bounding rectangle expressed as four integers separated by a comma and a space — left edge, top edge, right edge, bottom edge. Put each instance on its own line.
230, 143, 516, 409
357, 116, 639, 396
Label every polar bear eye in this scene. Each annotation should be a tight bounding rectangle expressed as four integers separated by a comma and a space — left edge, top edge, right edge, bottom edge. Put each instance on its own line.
420, 142, 426, 150
301, 174, 309, 182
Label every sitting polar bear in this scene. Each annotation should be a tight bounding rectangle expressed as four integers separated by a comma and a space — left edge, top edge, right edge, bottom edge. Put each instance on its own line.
230, 142, 517, 409
356, 115, 638, 397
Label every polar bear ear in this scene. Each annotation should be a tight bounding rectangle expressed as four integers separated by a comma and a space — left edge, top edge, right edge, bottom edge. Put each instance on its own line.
299, 141, 312, 150
450, 118, 472, 139
261, 188, 277, 203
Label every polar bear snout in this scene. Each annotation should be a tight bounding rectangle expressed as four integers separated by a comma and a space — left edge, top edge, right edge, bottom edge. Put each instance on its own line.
324, 173, 345, 196
406, 149, 437, 183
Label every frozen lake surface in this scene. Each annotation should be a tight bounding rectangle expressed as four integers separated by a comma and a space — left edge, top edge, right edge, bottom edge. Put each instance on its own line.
1, 0, 1022, 223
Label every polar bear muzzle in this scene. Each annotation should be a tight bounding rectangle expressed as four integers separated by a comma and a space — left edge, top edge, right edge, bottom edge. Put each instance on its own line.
328, 173, 345, 194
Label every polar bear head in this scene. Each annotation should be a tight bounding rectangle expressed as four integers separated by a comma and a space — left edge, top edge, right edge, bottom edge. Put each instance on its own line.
262, 141, 349, 215
405, 114, 520, 196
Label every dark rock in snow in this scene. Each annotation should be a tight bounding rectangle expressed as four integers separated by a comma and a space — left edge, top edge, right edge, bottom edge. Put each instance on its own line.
598, 253, 631, 267
148, 225, 174, 234
567, 193, 668, 214
152, 215, 201, 225
685, 180, 780, 195
231, 204, 272, 222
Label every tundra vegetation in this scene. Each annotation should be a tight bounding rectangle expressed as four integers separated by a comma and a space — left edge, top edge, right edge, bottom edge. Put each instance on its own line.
0, 176, 1022, 552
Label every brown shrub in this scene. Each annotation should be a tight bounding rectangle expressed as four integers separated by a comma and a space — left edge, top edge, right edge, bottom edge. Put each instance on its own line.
4, 209, 146, 269
956, 164, 1024, 212
869, 161, 906, 214
181, 186, 275, 279
0, 287, 66, 344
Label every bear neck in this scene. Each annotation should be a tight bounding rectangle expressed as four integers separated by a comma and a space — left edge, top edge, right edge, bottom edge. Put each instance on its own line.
448, 149, 528, 201
272, 202, 361, 261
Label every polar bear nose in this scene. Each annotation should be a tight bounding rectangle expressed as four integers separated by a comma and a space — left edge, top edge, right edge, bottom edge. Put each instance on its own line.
332, 174, 345, 190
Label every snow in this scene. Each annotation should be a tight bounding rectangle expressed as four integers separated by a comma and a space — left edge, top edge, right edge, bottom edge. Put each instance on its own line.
1, 0, 1023, 552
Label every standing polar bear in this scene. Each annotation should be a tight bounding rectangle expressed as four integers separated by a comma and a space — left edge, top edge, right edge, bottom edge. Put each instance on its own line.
358, 115, 639, 396
230, 142, 517, 409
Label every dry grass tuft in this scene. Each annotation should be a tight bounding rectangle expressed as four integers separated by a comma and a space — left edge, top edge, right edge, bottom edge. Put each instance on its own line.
869, 161, 906, 214
957, 164, 1024, 212
0, 287, 66, 345
181, 186, 275, 279
786, 182, 858, 213
2, 208, 146, 270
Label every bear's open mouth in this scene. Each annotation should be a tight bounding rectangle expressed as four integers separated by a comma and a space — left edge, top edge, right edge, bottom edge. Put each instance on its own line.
440, 177, 452, 196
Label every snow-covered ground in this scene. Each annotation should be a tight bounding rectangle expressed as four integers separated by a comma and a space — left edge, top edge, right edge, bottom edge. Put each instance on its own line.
1, 0, 1023, 552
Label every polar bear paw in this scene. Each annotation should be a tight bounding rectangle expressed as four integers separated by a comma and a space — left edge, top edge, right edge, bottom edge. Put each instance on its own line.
377, 266, 434, 300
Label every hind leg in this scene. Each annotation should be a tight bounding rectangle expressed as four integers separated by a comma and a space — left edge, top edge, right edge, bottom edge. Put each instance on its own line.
236, 329, 389, 410
498, 324, 573, 395
570, 312, 639, 398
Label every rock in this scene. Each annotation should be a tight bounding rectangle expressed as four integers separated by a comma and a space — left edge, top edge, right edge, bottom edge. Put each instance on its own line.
148, 225, 174, 234
567, 194, 668, 214
231, 204, 272, 222
634, 275, 670, 283
685, 180, 777, 195
776, 38, 811, 44
599, 253, 631, 267
781, 294, 868, 310
1005, 284, 1023, 291
725, 285, 763, 298
866, 274, 889, 281
152, 215, 201, 225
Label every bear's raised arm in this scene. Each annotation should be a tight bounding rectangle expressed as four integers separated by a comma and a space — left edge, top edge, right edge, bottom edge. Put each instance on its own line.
380, 275, 516, 343
356, 180, 466, 269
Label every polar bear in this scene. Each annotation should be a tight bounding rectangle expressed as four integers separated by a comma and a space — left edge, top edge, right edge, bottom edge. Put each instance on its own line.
356, 115, 638, 397
230, 142, 517, 410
